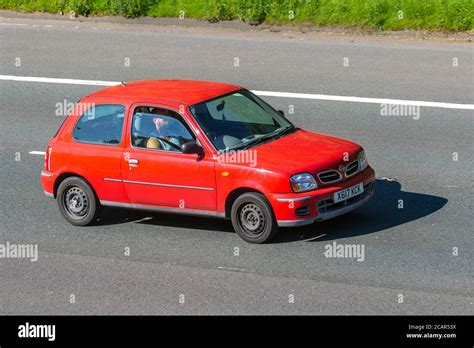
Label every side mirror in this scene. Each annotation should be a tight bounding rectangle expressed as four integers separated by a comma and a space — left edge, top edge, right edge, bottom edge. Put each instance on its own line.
181, 141, 202, 155
278, 110, 285, 117
217, 100, 225, 112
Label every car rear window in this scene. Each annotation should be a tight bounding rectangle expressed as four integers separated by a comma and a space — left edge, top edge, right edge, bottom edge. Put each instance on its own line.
72, 104, 125, 145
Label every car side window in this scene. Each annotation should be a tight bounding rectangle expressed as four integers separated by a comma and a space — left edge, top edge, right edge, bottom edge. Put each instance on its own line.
73, 104, 125, 145
131, 106, 195, 152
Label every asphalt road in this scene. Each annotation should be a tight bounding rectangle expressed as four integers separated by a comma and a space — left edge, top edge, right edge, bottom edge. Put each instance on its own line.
0, 15, 473, 315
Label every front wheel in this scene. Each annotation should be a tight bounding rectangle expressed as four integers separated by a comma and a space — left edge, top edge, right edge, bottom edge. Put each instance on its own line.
231, 193, 279, 244
57, 177, 101, 226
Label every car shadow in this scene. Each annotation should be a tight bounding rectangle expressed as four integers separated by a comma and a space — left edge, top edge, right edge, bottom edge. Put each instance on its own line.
96, 206, 234, 233
273, 179, 448, 243
96, 179, 447, 243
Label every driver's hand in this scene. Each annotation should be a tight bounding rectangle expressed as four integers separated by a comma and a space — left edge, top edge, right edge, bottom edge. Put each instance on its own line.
146, 137, 162, 149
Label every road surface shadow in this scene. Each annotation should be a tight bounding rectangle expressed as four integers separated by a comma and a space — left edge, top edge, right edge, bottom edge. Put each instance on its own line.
96, 179, 447, 242
96, 206, 234, 232
274, 179, 448, 243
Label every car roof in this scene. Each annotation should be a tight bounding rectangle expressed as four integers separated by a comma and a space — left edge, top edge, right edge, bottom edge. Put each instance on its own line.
87, 79, 242, 105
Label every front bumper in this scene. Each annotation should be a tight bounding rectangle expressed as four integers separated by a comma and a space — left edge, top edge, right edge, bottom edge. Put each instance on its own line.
267, 166, 375, 227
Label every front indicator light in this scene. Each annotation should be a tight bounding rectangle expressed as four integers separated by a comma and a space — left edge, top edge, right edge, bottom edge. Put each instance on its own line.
359, 150, 369, 171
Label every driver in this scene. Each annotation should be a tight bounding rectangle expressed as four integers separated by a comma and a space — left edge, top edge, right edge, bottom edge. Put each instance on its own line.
146, 115, 182, 151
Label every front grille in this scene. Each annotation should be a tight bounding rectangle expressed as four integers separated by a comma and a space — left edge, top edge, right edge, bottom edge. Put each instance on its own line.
345, 160, 359, 177
317, 182, 373, 213
317, 160, 360, 184
317, 170, 342, 184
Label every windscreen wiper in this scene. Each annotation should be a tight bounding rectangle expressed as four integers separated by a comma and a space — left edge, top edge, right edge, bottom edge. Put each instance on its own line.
274, 125, 298, 139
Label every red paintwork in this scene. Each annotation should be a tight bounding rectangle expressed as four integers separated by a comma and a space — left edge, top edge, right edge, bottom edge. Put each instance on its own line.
89, 79, 240, 105
41, 80, 375, 223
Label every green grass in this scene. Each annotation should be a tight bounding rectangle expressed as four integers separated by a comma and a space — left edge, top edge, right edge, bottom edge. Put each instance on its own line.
0, 0, 472, 31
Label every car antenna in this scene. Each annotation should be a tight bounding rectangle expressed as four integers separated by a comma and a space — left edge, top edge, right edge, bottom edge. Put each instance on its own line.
120, 81, 127, 86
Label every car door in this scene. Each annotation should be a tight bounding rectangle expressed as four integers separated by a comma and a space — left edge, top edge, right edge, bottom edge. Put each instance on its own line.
120, 103, 217, 212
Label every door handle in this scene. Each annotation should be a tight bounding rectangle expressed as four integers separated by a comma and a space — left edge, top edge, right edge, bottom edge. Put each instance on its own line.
128, 159, 139, 165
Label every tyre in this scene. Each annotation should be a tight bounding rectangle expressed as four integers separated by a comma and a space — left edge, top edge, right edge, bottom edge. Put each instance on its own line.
57, 177, 101, 226
231, 192, 279, 244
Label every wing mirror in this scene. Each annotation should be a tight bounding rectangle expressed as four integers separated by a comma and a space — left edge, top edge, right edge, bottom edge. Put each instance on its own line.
181, 141, 203, 155
217, 100, 226, 112
278, 110, 285, 117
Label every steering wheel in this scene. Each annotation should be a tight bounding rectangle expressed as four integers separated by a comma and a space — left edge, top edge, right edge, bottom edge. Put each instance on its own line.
154, 136, 182, 151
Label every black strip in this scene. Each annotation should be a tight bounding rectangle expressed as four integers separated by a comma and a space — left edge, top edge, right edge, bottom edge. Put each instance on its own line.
0, 316, 472, 346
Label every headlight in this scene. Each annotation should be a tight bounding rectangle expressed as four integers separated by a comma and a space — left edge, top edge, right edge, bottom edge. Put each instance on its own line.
290, 173, 318, 192
359, 150, 368, 171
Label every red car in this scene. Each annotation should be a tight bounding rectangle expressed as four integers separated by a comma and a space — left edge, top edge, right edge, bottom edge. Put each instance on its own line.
41, 80, 375, 243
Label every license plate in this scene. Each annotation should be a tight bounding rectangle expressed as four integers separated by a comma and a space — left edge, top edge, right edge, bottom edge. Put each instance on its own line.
333, 182, 364, 203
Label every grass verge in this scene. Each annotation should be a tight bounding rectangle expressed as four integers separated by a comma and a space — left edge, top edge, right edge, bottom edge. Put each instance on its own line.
0, 0, 472, 31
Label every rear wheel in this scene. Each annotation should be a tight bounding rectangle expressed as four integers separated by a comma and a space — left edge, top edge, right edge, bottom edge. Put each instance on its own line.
231, 193, 278, 244
57, 177, 101, 226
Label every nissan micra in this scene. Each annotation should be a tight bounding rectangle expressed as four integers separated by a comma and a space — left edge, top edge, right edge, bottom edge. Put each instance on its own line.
41, 80, 375, 243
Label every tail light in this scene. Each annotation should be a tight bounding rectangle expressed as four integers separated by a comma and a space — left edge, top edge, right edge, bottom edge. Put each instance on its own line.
45, 145, 53, 171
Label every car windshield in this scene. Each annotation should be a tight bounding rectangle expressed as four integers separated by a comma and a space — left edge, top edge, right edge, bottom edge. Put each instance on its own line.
188, 90, 295, 151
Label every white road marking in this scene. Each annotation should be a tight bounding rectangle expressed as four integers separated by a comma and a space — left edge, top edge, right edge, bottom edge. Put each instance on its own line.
134, 217, 154, 223
254, 90, 474, 110
0, 23, 27, 26
29, 151, 46, 155
308, 233, 327, 241
217, 266, 254, 273
1, 75, 473, 110
377, 176, 398, 182
0, 75, 118, 87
